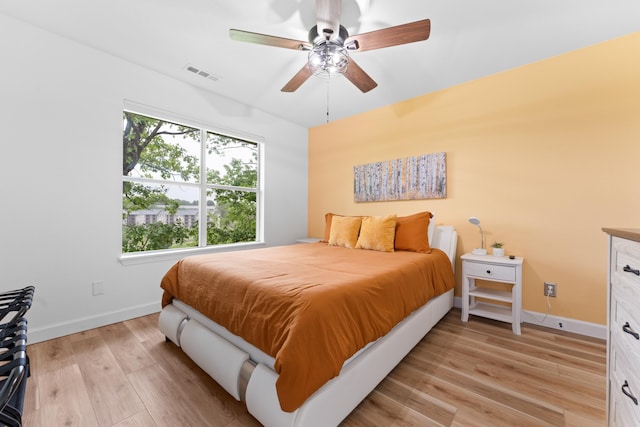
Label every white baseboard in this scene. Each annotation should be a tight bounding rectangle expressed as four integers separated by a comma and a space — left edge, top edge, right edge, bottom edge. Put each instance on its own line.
521, 310, 606, 340
28, 302, 161, 344
453, 296, 606, 340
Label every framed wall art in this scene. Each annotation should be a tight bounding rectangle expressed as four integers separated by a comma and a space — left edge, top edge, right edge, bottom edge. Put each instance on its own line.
354, 152, 446, 202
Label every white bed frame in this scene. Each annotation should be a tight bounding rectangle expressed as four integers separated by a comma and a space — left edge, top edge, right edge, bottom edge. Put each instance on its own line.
158, 225, 458, 427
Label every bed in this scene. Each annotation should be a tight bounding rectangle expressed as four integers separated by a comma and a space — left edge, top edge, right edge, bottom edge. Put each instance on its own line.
158, 223, 457, 427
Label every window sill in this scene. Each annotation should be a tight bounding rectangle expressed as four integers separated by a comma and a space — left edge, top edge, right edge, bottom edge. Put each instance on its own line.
119, 241, 267, 266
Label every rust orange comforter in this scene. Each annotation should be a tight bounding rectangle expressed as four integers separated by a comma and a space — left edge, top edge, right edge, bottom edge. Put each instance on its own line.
160, 243, 455, 412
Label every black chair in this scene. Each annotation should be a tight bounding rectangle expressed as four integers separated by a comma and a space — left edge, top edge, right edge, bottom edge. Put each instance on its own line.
0, 287, 35, 427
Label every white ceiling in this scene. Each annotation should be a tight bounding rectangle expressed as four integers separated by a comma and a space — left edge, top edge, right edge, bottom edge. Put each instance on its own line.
2, 0, 640, 128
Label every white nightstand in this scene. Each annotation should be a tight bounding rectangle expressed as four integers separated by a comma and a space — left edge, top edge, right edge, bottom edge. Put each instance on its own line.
296, 238, 321, 243
461, 253, 524, 335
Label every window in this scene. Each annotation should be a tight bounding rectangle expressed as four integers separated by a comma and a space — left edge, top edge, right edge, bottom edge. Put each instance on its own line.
122, 110, 260, 254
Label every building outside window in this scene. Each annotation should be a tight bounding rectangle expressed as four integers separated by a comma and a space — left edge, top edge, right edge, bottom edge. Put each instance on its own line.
122, 110, 260, 254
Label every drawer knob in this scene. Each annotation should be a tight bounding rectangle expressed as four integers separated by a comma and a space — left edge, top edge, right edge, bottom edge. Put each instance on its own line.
623, 264, 640, 276
622, 380, 639, 406
486, 270, 491, 274
623, 322, 640, 340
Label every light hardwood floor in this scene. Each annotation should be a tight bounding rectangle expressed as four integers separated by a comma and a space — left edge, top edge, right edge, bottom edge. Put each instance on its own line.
22, 309, 606, 426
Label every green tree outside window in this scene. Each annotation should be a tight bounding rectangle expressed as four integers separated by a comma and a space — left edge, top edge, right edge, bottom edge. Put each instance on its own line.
122, 111, 259, 253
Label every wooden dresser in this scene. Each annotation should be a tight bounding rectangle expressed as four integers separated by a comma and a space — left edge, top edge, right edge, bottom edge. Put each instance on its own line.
603, 228, 640, 426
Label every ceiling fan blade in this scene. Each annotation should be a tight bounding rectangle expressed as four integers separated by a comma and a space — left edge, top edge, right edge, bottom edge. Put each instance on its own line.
345, 19, 431, 52
316, 0, 342, 40
344, 58, 377, 93
230, 29, 312, 51
281, 64, 314, 92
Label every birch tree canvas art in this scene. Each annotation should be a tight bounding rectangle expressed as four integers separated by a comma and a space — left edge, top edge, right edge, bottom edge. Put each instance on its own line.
354, 152, 446, 202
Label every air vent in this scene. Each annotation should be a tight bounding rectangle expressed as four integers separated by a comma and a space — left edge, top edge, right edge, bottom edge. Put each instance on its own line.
184, 64, 221, 82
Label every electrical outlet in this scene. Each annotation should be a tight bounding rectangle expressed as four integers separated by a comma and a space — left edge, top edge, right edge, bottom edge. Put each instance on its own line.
544, 282, 556, 297
92, 281, 104, 296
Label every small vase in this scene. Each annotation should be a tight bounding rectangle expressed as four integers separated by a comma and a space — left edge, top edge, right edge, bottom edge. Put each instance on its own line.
492, 248, 505, 257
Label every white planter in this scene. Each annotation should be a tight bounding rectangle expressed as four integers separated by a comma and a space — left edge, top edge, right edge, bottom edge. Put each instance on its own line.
492, 248, 505, 257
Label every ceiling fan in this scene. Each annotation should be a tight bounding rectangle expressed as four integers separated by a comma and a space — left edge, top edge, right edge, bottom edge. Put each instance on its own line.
229, 0, 431, 93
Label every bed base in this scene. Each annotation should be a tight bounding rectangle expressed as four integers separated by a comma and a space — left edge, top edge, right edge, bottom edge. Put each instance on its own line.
158, 225, 458, 427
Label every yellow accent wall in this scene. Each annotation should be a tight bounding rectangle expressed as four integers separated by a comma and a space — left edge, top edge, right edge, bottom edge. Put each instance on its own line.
308, 32, 640, 325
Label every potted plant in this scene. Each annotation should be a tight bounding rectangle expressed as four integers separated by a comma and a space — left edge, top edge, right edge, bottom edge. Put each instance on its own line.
491, 242, 505, 257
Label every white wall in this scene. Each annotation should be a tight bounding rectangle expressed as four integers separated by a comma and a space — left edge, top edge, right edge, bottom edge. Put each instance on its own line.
0, 14, 309, 343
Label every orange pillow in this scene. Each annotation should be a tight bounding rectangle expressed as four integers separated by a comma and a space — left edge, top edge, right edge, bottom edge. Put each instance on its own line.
394, 211, 433, 253
328, 216, 362, 248
322, 212, 335, 243
356, 215, 397, 252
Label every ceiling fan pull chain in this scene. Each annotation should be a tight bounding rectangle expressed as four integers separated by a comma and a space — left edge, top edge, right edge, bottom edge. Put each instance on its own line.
326, 78, 330, 123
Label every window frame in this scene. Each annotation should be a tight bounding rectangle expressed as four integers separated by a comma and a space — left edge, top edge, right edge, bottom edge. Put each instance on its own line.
119, 101, 265, 265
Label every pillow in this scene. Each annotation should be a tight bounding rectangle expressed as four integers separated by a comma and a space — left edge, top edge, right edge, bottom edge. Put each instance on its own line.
328, 216, 362, 248
394, 211, 433, 253
321, 212, 336, 242
322, 213, 363, 242
356, 215, 397, 252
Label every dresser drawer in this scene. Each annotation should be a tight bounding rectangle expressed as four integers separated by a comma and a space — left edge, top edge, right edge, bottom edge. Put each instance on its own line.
611, 387, 640, 427
612, 237, 640, 289
613, 271, 640, 306
612, 277, 640, 338
610, 345, 640, 425
464, 262, 516, 282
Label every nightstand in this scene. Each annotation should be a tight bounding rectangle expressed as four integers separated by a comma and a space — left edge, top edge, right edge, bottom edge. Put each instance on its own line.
461, 253, 524, 335
296, 238, 321, 243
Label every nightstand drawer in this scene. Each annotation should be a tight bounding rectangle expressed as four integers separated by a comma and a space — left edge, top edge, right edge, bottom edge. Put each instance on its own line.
465, 262, 516, 282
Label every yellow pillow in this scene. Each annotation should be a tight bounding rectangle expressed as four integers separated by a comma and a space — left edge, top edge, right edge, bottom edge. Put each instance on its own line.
356, 215, 397, 252
321, 213, 362, 243
328, 216, 362, 248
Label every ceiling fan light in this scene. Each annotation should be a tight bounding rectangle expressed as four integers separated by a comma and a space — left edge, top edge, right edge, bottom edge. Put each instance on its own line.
308, 42, 349, 78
